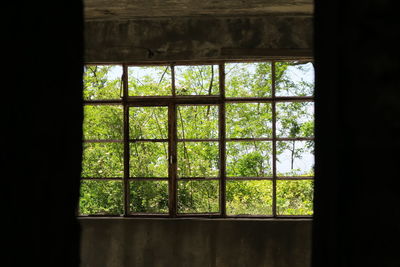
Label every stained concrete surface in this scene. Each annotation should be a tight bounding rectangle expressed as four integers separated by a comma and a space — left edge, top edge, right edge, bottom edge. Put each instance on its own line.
84, 0, 313, 20
85, 16, 312, 63
80, 218, 311, 267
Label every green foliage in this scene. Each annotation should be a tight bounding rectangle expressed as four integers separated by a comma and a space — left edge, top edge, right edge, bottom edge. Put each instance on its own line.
227, 142, 272, 177
83, 65, 122, 100
178, 180, 219, 213
277, 180, 313, 215
80, 62, 315, 216
130, 107, 168, 139
83, 105, 123, 140
128, 66, 171, 96
79, 180, 123, 214
226, 62, 272, 97
130, 142, 168, 177
277, 102, 314, 138
81, 143, 123, 178
178, 142, 219, 177
178, 105, 218, 139
226, 180, 272, 215
227, 103, 272, 138
175, 65, 219, 95
130, 181, 169, 213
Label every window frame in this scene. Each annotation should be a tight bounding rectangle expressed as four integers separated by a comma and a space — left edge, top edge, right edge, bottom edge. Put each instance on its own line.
80, 59, 314, 218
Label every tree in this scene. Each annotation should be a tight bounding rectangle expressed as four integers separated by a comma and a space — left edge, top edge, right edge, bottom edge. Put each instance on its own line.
79, 62, 314, 216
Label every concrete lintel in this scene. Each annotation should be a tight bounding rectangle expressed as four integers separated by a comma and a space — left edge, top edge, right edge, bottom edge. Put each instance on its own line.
84, 0, 314, 21
84, 16, 313, 63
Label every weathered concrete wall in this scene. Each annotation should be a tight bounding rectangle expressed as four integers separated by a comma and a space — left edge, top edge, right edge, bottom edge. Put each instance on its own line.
79, 218, 311, 267
84, 16, 312, 63
84, 0, 313, 20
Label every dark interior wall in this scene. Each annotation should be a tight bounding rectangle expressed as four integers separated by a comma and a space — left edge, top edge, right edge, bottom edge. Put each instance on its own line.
2, 1, 83, 266
79, 218, 311, 267
3, 1, 400, 267
84, 16, 312, 63
313, 1, 400, 267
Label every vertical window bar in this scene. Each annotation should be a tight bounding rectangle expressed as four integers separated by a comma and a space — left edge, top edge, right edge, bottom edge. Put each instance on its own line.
122, 64, 130, 216
219, 64, 227, 217
171, 64, 176, 97
169, 65, 177, 216
271, 61, 277, 217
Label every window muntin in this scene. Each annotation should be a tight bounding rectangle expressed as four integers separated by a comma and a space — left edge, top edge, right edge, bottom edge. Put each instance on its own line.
80, 61, 314, 217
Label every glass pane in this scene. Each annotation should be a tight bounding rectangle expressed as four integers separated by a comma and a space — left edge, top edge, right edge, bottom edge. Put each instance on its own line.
83, 105, 123, 140
276, 102, 314, 138
275, 61, 314, 96
177, 105, 218, 139
178, 142, 219, 177
178, 180, 219, 213
225, 62, 272, 97
175, 65, 219, 95
226, 103, 272, 138
128, 66, 172, 96
277, 180, 313, 215
79, 180, 123, 215
129, 107, 168, 139
277, 141, 314, 176
226, 180, 272, 215
226, 142, 272, 177
82, 143, 123, 178
130, 142, 168, 177
130, 180, 169, 213
83, 65, 122, 100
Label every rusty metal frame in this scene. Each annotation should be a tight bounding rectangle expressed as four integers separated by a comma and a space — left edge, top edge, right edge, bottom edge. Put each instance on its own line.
80, 60, 314, 218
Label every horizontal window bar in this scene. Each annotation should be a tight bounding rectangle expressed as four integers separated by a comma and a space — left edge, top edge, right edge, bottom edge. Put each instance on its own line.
127, 96, 222, 105
129, 212, 169, 218
77, 214, 124, 217
274, 215, 313, 218
80, 177, 123, 180
227, 138, 273, 142
83, 138, 313, 143
226, 215, 274, 218
275, 137, 314, 141
225, 97, 313, 102
83, 100, 122, 105
178, 177, 220, 180
225, 215, 312, 219
276, 176, 314, 180
80, 177, 314, 181
226, 177, 273, 180
120, 58, 312, 66
84, 97, 314, 106
178, 139, 219, 142
176, 213, 221, 217
78, 214, 313, 219
128, 177, 169, 180
129, 139, 168, 142
83, 139, 123, 143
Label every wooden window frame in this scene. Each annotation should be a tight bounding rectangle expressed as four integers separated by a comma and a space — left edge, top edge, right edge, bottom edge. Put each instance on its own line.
80, 60, 314, 218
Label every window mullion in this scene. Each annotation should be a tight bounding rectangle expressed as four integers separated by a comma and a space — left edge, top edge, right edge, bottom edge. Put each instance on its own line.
271, 61, 277, 217
122, 64, 131, 216
169, 64, 178, 216
219, 64, 227, 217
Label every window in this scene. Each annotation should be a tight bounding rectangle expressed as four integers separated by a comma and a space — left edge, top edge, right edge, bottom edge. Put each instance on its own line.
79, 61, 314, 217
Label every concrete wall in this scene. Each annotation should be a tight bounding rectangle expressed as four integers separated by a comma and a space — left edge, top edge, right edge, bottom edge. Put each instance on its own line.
79, 218, 311, 267
82, 9, 313, 267
84, 0, 313, 20
84, 16, 312, 63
